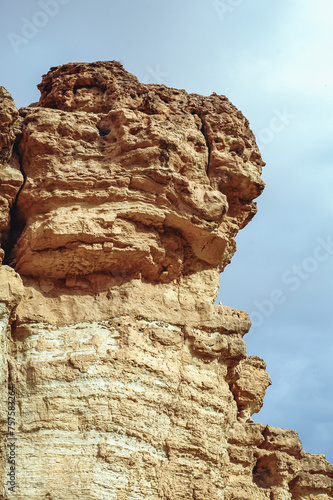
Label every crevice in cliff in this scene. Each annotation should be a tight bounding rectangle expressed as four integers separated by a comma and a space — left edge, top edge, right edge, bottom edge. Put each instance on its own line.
200, 119, 211, 175
2, 148, 27, 267
162, 442, 170, 460
7, 359, 13, 387
192, 111, 211, 175
159, 140, 170, 168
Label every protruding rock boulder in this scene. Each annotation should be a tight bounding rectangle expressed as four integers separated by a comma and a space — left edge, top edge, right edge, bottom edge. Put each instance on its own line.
12, 62, 264, 286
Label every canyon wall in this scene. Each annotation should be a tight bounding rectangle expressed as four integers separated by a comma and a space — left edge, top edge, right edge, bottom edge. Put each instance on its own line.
0, 62, 332, 499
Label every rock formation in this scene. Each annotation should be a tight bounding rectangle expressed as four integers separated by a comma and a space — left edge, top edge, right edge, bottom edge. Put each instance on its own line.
0, 61, 332, 499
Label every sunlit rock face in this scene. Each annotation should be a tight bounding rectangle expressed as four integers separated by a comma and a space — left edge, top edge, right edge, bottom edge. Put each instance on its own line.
0, 62, 332, 500
13, 61, 264, 286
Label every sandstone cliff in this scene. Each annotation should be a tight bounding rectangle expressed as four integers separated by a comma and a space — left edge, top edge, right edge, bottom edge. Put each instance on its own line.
0, 62, 332, 499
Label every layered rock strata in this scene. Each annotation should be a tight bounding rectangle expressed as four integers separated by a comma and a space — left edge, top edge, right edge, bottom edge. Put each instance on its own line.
0, 62, 332, 499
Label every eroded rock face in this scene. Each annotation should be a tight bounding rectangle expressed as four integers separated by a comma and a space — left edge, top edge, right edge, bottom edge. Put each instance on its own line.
0, 62, 332, 499
0, 88, 24, 263
13, 61, 264, 286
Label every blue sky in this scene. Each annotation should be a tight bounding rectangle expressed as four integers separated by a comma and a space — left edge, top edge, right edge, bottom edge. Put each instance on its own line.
1, 0, 332, 463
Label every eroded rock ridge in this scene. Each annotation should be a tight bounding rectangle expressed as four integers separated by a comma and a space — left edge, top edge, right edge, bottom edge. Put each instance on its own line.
0, 62, 332, 499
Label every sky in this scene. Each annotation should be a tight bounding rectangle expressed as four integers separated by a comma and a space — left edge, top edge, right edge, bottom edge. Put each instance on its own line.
1, 0, 332, 463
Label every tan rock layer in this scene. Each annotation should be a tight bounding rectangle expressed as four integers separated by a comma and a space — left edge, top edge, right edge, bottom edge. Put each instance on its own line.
0, 62, 332, 499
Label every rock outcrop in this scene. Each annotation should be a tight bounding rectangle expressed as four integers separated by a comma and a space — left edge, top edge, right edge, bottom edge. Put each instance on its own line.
0, 62, 332, 499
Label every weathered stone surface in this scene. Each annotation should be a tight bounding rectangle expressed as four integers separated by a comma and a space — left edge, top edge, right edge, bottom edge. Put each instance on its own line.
13, 61, 264, 286
224, 422, 333, 499
0, 88, 24, 263
0, 266, 23, 489
0, 62, 332, 499
228, 355, 272, 420
0, 266, 24, 413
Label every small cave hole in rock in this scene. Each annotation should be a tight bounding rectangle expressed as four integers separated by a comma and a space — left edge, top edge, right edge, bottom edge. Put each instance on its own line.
98, 128, 111, 137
